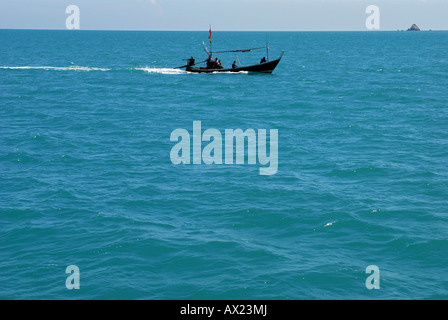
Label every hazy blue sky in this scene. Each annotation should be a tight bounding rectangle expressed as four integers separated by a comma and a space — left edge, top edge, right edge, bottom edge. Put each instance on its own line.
1, 0, 447, 31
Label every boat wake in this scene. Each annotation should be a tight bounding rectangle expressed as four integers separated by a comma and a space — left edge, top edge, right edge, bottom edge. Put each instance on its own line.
210, 70, 249, 74
135, 67, 248, 75
0, 66, 110, 72
0, 65, 186, 75
0, 65, 251, 75
135, 67, 188, 75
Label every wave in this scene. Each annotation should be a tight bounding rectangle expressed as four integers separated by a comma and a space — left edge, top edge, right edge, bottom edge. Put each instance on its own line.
0, 66, 111, 72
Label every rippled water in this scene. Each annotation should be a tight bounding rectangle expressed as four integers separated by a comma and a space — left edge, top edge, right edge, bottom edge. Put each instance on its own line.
1, 30, 447, 299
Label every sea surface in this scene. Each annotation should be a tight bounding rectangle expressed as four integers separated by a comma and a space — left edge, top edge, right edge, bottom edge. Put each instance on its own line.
1, 30, 447, 300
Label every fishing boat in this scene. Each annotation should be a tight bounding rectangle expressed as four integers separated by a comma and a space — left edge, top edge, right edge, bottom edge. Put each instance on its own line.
176, 28, 283, 74
185, 53, 283, 74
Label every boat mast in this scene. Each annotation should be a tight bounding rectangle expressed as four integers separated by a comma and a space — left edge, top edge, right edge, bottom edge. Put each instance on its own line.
266, 36, 270, 62
209, 25, 212, 57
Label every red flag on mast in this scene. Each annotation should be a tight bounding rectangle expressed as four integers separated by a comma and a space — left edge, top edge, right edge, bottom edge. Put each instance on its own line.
208, 26, 212, 40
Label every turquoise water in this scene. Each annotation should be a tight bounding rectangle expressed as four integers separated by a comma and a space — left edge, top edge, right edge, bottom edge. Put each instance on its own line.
1, 30, 447, 299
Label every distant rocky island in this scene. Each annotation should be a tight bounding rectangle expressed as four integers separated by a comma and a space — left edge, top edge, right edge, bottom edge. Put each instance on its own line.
407, 24, 421, 31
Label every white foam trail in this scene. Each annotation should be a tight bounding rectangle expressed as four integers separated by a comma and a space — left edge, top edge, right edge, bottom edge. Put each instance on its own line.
0, 66, 110, 71
0, 65, 250, 74
135, 67, 187, 75
211, 71, 249, 74
136, 67, 248, 75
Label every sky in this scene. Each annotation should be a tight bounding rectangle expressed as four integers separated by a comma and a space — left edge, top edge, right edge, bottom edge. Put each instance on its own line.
0, 0, 447, 31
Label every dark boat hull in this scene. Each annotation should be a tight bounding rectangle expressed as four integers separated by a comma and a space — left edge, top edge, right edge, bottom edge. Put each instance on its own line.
186, 56, 282, 74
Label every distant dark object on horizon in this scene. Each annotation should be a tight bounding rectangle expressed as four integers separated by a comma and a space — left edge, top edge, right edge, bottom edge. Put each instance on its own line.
407, 24, 421, 31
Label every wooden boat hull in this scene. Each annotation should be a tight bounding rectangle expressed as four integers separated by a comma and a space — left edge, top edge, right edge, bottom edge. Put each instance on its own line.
186, 56, 282, 74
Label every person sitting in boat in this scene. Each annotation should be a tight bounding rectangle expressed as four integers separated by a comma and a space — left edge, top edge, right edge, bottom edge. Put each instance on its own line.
217, 60, 223, 69
206, 56, 213, 69
260, 57, 267, 64
232, 61, 237, 69
187, 56, 195, 67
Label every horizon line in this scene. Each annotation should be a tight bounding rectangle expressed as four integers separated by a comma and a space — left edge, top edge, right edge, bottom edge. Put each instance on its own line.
0, 28, 445, 32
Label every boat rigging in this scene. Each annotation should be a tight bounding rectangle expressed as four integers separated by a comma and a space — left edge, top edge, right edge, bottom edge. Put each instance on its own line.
176, 27, 283, 74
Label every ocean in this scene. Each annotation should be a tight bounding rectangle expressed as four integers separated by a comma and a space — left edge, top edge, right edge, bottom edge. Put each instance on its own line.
0, 29, 447, 300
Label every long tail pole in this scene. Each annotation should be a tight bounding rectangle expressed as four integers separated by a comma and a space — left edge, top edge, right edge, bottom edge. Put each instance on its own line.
174, 59, 207, 69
